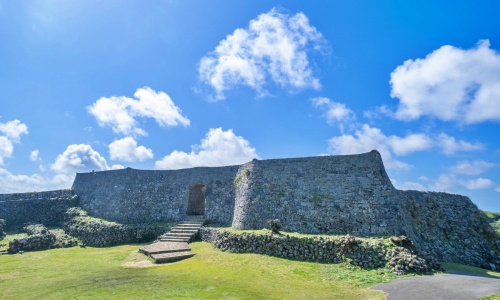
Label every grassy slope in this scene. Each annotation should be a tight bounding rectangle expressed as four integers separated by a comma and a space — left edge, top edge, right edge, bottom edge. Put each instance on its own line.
0, 241, 399, 299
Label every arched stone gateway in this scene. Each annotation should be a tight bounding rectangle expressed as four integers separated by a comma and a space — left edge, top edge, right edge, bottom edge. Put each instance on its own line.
187, 183, 206, 215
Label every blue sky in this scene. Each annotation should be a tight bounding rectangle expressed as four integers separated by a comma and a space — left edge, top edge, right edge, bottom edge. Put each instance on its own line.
1, 1, 499, 211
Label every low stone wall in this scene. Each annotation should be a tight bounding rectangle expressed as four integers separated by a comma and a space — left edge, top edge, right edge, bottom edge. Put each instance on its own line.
200, 227, 441, 275
63, 208, 171, 247
8, 224, 78, 253
0, 190, 78, 229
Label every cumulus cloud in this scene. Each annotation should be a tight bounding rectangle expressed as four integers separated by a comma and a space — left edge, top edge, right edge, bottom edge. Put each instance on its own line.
0, 119, 29, 165
449, 160, 495, 176
108, 137, 153, 162
87, 87, 190, 136
429, 174, 458, 192
460, 178, 494, 190
388, 134, 433, 156
0, 137, 13, 166
391, 179, 427, 191
0, 120, 28, 142
390, 40, 500, 123
310, 97, 356, 132
30, 149, 40, 162
51, 144, 110, 175
199, 8, 326, 100
155, 128, 259, 169
438, 134, 483, 155
327, 124, 433, 170
0, 168, 71, 193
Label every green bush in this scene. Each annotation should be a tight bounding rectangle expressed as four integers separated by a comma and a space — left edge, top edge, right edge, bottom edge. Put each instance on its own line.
268, 219, 281, 234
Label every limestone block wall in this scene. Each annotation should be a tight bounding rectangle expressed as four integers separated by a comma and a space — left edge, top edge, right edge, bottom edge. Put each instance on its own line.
72, 166, 239, 225
232, 150, 405, 236
398, 190, 499, 267
0, 190, 77, 229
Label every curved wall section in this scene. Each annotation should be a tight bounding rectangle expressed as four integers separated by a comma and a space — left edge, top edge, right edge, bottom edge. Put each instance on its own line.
232, 150, 405, 235
72, 166, 239, 225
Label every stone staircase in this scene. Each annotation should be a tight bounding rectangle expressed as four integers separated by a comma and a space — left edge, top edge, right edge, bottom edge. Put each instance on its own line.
139, 215, 204, 264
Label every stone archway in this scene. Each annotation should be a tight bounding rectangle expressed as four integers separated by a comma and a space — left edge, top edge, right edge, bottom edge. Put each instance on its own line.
187, 183, 206, 215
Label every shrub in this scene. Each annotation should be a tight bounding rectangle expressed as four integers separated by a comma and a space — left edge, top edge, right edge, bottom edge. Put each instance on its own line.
268, 219, 281, 234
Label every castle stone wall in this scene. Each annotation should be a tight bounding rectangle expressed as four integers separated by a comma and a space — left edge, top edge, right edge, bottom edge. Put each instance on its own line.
72, 166, 239, 225
0, 190, 77, 229
398, 190, 498, 267
233, 151, 404, 236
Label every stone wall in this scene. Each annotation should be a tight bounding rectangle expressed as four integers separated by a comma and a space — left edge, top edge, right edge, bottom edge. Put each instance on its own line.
72, 166, 239, 225
200, 227, 441, 275
233, 151, 404, 236
398, 190, 499, 268
0, 190, 78, 229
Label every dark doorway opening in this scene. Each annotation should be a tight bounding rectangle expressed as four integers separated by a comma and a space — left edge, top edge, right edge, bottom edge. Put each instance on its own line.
187, 184, 206, 215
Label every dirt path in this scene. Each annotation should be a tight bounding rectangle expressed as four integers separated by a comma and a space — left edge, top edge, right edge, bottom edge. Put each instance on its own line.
371, 272, 500, 300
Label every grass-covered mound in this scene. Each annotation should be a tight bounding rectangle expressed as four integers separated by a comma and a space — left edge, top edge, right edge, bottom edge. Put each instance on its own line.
63, 207, 173, 247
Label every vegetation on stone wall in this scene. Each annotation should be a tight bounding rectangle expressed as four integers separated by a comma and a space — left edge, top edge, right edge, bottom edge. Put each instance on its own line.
200, 227, 442, 275
63, 207, 172, 247
0, 219, 5, 240
8, 224, 78, 253
484, 211, 500, 235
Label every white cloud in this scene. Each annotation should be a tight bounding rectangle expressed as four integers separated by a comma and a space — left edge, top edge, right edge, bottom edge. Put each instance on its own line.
0, 119, 28, 165
30, 149, 40, 161
0, 120, 28, 142
87, 87, 190, 136
0, 136, 13, 165
310, 97, 355, 132
390, 40, 500, 124
388, 133, 433, 156
438, 134, 483, 155
51, 144, 109, 175
460, 178, 494, 190
108, 137, 153, 162
429, 173, 458, 192
327, 124, 433, 171
155, 128, 259, 169
0, 168, 71, 193
111, 164, 125, 170
199, 8, 326, 100
449, 160, 495, 176
391, 179, 426, 191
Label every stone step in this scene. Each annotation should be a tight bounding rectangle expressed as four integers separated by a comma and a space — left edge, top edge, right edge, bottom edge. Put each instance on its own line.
176, 223, 203, 227
160, 237, 190, 242
139, 242, 190, 255
177, 222, 203, 226
170, 228, 199, 234
150, 251, 195, 263
163, 232, 193, 238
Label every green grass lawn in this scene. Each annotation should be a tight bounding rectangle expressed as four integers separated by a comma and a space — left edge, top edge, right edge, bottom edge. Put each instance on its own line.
0, 241, 396, 299
0, 240, 498, 299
